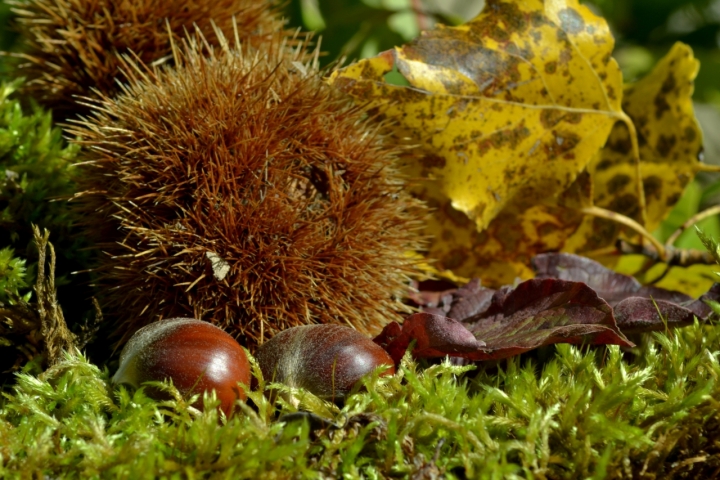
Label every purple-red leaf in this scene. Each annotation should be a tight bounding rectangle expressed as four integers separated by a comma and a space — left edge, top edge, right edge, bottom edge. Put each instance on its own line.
407, 279, 459, 312
443, 279, 496, 321
374, 313, 486, 365
380, 277, 633, 364
532, 252, 644, 304
382, 253, 718, 363
461, 279, 633, 360
533, 253, 720, 331
615, 283, 720, 333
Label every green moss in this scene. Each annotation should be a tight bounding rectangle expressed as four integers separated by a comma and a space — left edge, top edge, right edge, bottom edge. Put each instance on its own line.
0, 79, 92, 332
0, 79, 92, 380
1, 320, 719, 478
0, 79, 83, 301
0, 246, 29, 302
0, 81, 79, 231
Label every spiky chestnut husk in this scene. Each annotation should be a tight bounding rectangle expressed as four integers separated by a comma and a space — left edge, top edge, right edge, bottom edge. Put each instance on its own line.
7, 0, 288, 116
68, 34, 427, 349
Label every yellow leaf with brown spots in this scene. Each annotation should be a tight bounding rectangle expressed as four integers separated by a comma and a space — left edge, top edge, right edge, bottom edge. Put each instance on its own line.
461, 170, 595, 285
330, 0, 625, 283
570, 42, 703, 252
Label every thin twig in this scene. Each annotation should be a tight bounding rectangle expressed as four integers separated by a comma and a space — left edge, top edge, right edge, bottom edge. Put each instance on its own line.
410, 0, 430, 31
696, 163, 720, 173
75, 298, 102, 350
617, 240, 715, 267
666, 205, 720, 246
618, 112, 647, 227
581, 206, 666, 260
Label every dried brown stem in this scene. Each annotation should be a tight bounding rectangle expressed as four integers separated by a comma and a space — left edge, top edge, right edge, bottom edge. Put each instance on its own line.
32, 226, 76, 365
617, 240, 715, 267
411, 0, 430, 31
0, 227, 76, 372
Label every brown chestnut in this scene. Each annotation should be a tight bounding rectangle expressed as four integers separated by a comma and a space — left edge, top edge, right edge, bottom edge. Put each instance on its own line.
112, 318, 250, 415
255, 324, 395, 400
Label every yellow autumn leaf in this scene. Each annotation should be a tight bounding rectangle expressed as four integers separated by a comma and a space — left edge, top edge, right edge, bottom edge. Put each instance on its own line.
462, 170, 595, 285
330, 0, 629, 282
331, 0, 624, 230
568, 42, 704, 253
464, 40, 707, 285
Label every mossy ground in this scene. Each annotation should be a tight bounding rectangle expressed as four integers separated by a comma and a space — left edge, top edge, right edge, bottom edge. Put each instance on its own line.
1, 319, 719, 479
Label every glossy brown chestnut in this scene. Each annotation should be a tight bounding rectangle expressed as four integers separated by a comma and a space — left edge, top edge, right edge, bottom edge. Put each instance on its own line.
112, 318, 250, 415
255, 324, 395, 399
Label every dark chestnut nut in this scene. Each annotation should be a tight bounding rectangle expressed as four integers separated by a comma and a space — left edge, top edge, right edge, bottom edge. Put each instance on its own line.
112, 318, 250, 415
255, 324, 395, 400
